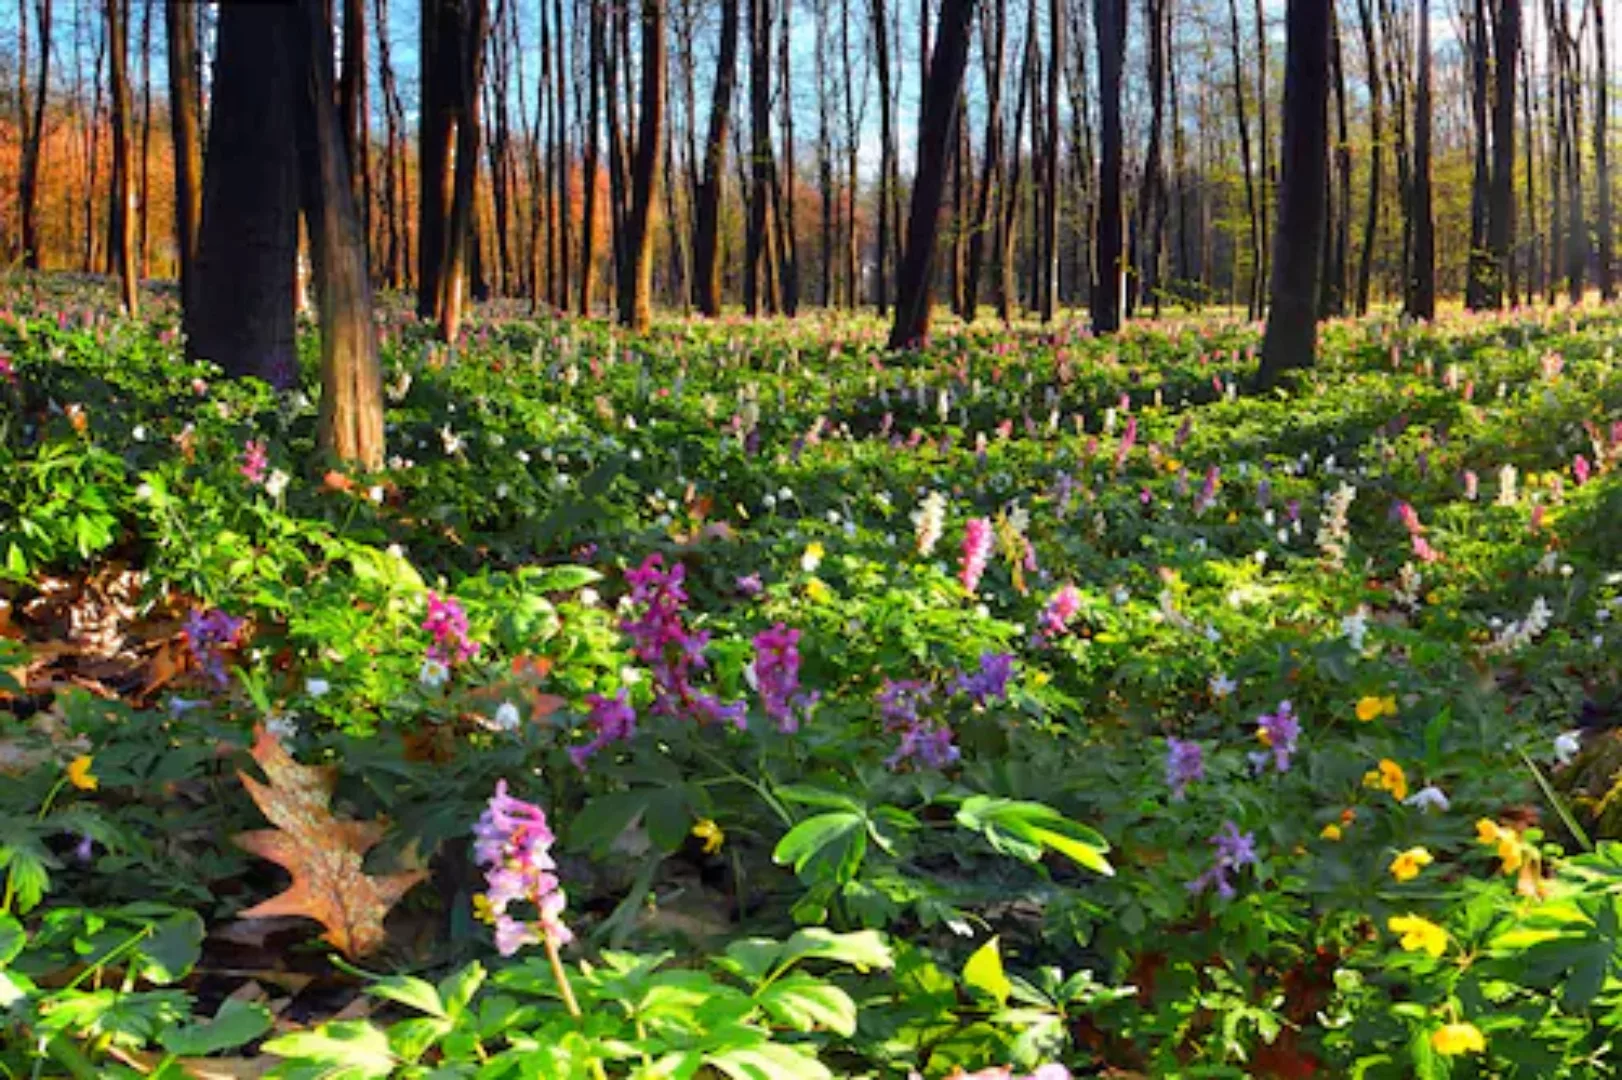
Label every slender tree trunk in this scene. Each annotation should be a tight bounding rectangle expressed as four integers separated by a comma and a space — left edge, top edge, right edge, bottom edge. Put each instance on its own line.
1038, 0, 1060, 320
554, 0, 571, 308
1226, 0, 1261, 317
340, 0, 369, 237
746, 0, 776, 314
963, 0, 1004, 320
1487, 0, 1521, 307
1092, 0, 1126, 333
888, 0, 976, 348
188, 2, 299, 386
693, 0, 737, 314
18, 0, 49, 270
841, 0, 859, 307
1256, 0, 1329, 384
1408, 0, 1435, 319
580, 0, 602, 313
1136, 0, 1164, 319
1325, 0, 1350, 317
1466, 0, 1492, 308
872, 0, 895, 311
1253, 0, 1269, 303
107, 0, 138, 312
1354, 0, 1380, 313
137, 0, 150, 278
1595, 0, 1612, 298
778, 0, 798, 315
619, 0, 664, 330
816, 0, 832, 306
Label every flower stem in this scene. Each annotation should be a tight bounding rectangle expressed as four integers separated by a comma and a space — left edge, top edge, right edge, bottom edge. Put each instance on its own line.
545, 937, 608, 1080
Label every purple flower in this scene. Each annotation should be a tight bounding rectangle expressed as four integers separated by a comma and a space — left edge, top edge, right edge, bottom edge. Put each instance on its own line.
1249, 701, 1301, 774
569, 690, 638, 769
183, 608, 243, 689
1114, 416, 1138, 473
736, 573, 764, 597
1164, 737, 1204, 801
620, 554, 744, 727
1040, 584, 1082, 637
752, 623, 818, 732
878, 680, 932, 729
1194, 466, 1220, 515
886, 721, 961, 771
472, 780, 570, 953
953, 652, 1015, 705
1187, 820, 1258, 900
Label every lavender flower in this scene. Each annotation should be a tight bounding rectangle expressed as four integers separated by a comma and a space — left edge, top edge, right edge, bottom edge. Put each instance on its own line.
1187, 820, 1258, 900
569, 690, 638, 769
752, 623, 818, 732
183, 608, 243, 689
1165, 737, 1204, 801
472, 780, 570, 954
953, 652, 1016, 705
1249, 700, 1301, 774
621, 554, 744, 727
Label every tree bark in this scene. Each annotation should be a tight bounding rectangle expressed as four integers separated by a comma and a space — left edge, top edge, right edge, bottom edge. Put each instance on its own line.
418, 0, 485, 342
580, 0, 603, 313
18, 0, 49, 270
618, 0, 664, 330
108, 0, 137, 311
1091, 0, 1125, 334
339, 0, 369, 242
692, 0, 737, 314
1408, 0, 1435, 320
1595, 0, 1612, 298
1486, 0, 1520, 308
1256, 0, 1329, 385
1225, 0, 1261, 317
871, 0, 895, 311
963, 0, 1004, 320
888, 0, 976, 348
1354, 0, 1379, 314
1466, 0, 1492, 308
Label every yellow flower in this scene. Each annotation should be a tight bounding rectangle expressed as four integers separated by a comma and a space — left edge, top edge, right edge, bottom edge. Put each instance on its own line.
1162, 458, 1182, 473
801, 542, 825, 573
1476, 819, 1523, 874
691, 818, 725, 855
472, 893, 496, 925
1355, 695, 1398, 722
1390, 846, 1434, 882
1362, 758, 1409, 802
1321, 823, 1343, 841
66, 756, 98, 792
1431, 1022, 1486, 1056
1388, 913, 1449, 958
805, 578, 831, 604
1225, 510, 1239, 524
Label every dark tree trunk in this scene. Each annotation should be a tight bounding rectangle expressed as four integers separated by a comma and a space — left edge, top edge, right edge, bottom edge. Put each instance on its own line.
962, 0, 1004, 321
166, 1, 202, 300
998, 0, 1034, 322
19, 0, 49, 270
1091, 0, 1125, 334
339, 0, 369, 241
1486, 0, 1520, 308
138, 0, 150, 278
619, 0, 664, 330
1038, 0, 1060, 320
1595, 0, 1612, 299
887, 0, 976, 348
293, 0, 385, 467
1225, 0, 1261, 318
1408, 0, 1435, 320
871, 0, 895, 311
1354, 0, 1379, 314
108, 0, 137, 312
580, 0, 603, 313
188, 2, 300, 386
815, 0, 833, 306
375, 0, 404, 288
417, 0, 485, 342
1325, 0, 1350, 316
554, 0, 571, 308
692, 0, 736, 314
778, 0, 798, 315
1256, 0, 1329, 385
745, 0, 776, 314
1465, 0, 1491, 308
1136, 0, 1164, 319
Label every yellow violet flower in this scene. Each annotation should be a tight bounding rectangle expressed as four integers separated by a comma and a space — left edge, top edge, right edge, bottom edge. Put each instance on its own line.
691, 818, 725, 855
472, 893, 496, 925
1362, 758, 1409, 802
1355, 695, 1399, 722
1390, 846, 1434, 882
1476, 818, 1523, 874
1431, 1022, 1486, 1056
66, 756, 98, 792
1388, 913, 1449, 958
1320, 823, 1343, 841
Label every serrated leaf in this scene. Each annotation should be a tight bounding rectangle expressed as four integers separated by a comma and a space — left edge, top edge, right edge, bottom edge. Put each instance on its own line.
233, 727, 427, 958
159, 998, 273, 1056
367, 973, 446, 1018
963, 936, 1012, 1005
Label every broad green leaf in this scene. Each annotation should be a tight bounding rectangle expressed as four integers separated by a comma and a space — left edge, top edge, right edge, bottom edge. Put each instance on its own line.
706, 1041, 833, 1080
962, 936, 1012, 1005
437, 960, 486, 1019
773, 812, 866, 883
136, 910, 205, 984
263, 1020, 398, 1077
159, 998, 274, 1057
777, 928, 894, 973
366, 973, 447, 1018
755, 974, 857, 1036
0, 915, 24, 965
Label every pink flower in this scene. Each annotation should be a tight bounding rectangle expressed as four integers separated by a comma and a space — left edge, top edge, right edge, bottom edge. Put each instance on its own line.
1575, 454, 1592, 486
960, 518, 994, 594
423, 591, 479, 664
240, 440, 268, 485
1041, 584, 1082, 637
473, 780, 570, 953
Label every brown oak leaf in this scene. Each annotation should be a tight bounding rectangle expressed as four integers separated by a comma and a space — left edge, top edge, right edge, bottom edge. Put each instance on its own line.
233, 727, 426, 957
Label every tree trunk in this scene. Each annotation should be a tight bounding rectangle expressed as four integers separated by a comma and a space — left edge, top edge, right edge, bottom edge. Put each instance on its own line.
188, 1, 300, 387
554, 0, 571, 308
18, 0, 49, 270
887, 0, 976, 348
618, 0, 664, 330
1486, 0, 1520, 308
293, 0, 385, 468
1225, 0, 1261, 318
1354, 0, 1379, 314
418, 0, 485, 342
108, 0, 138, 312
580, 0, 603, 313
1595, 0, 1612, 298
339, 0, 369, 239
1038, 0, 1060, 320
1408, 0, 1435, 320
692, 0, 737, 314
872, 0, 895, 311
1135, 0, 1164, 319
137, 0, 151, 278
1092, 0, 1125, 333
375, 0, 404, 288
1465, 0, 1492, 308
778, 0, 798, 315
1256, 0, 1329, 385
745, 0, 775, 314
962, 0, 1004, 321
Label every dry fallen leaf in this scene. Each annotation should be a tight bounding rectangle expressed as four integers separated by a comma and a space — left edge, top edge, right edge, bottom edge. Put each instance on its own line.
234, 727, 427, 958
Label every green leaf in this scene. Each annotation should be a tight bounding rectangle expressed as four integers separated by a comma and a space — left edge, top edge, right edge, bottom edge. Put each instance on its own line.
568, 791, 651, 856
954, 796, 1113, 876
136, 911, 204, 985
263, 1021, 398, 1077
523, 565, 603, 593
706, 1041, 833, 1080
0, 915, 24, 965
776, 785, 865, 813
776, 928, 894, 973
159, 998, 274, 1057
773, 812, 866, 883
436, 960, 486, 1019
386, 1016, 454, 1063
755, 974, 857, 1035
962, 936, 1012, 1005
366, 973, 447, 1018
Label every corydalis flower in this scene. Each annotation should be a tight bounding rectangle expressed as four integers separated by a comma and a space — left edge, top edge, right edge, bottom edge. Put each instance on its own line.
472, 780, 570, 955
1250, 701, 1300, 774
240, 440, 269, 485
1040, 584, 1082, 638
569, 690, 637, 768
960, 518, 994, 594
622, 554, 745, 728
1164, 737, 1204, 801
752, 623, 818, 732
953, 652, 1015, 705
913, 491, 947, 555
1187, 820, 1257, 900
184, 608, 243, 689
423, 591, 479, 664
878, 679, 959, 771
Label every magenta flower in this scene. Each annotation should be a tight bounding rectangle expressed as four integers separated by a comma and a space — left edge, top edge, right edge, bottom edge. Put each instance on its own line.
472, 780, 571, 954
752, 623, 817, 732
240, 440, 268, 485
621, 555, 744, 728
960, 518, 994, 594
423, 591, 480, 664
1574, 454, 1592, 486
1114, 416, 1138, 473
1041, 584, 1082, 637
569, 690, 638, 769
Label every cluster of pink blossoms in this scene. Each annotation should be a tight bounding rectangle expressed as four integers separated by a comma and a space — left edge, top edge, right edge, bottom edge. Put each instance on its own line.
621, 554, 744, 728
753, 623, 817, 733
960, 518, 994, 594
1039, 584, 1082, 639
240, 440, 268, 485
423, 591, 480, 664
473, 780, 571, 956
1395, 500, 1441, 563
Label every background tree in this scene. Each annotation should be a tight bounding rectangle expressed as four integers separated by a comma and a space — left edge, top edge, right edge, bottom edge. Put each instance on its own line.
619, 0, 664, 331
1408, 0, 1436, 320
1091, 0, 1125, 334
106, 0, 135, 312
18, 0, 49, 270
1486, 0, 1520, 308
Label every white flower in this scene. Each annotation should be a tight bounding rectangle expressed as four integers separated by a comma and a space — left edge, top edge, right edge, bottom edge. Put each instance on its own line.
419, 658, 450, 689
1554, 730, 1583, 767
264, 713, 301, 740
913, 491, 947, 556
1404, 786, 1451, 813
1209, 673, 1237, 698
305, 678, 330, 698
135, 482, 154, 501
132, 424, 146, 442
1497, 464, 1519, 506
743, 661, 759, 691
492, 702, 522, 732
441, 425, 465, 455
1111, 585, 1130, 606
516, 449, 531, 464
579, 587, 600, 607
1341, 606, 1370, 652
265, 469, 290, 499
368, 485, 385, 504
801, 545, 823, 573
